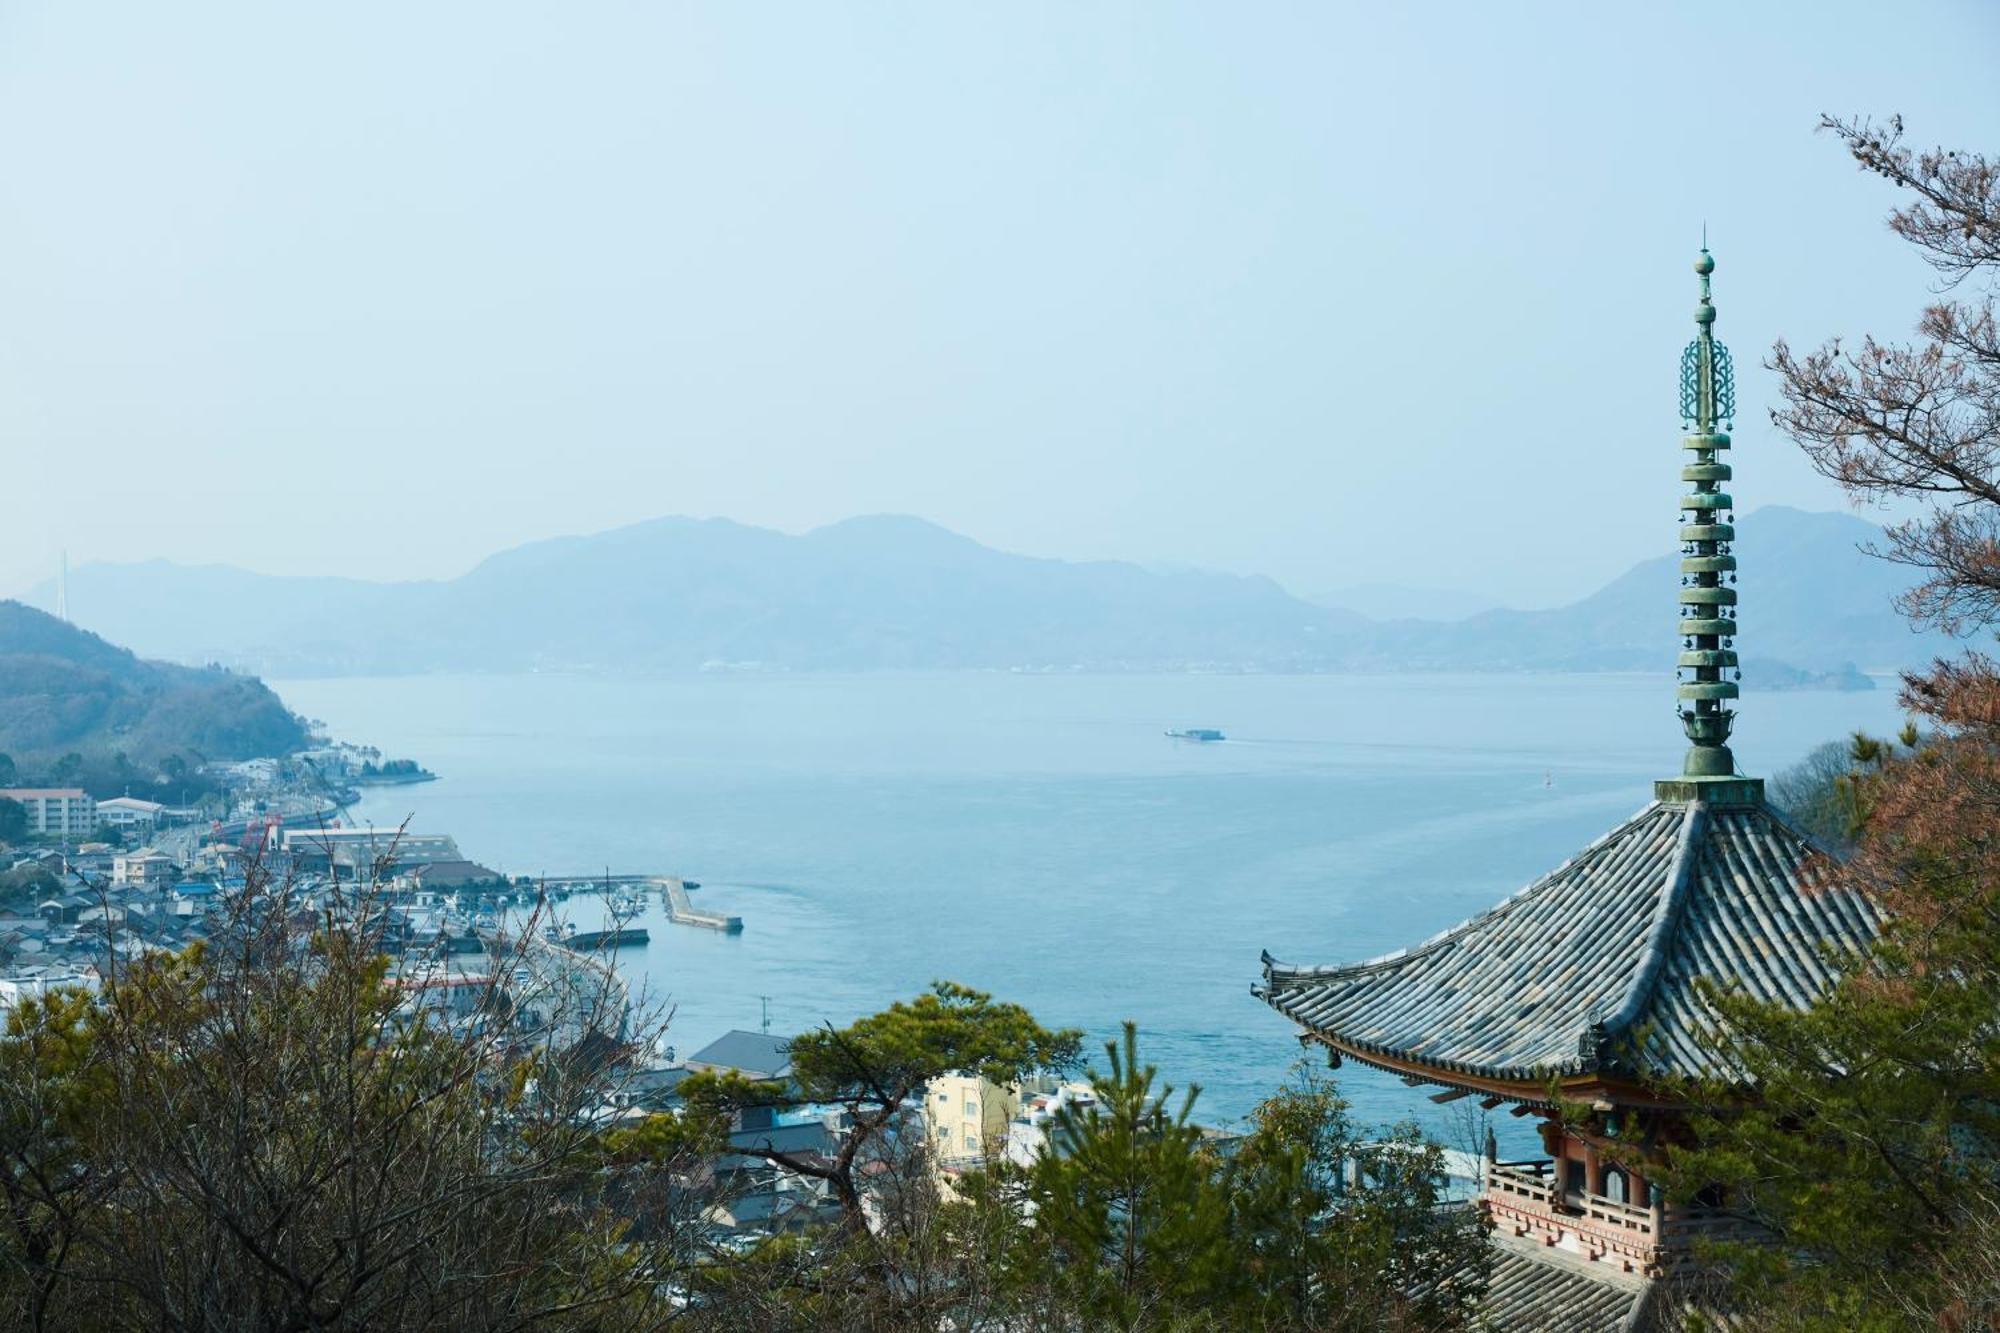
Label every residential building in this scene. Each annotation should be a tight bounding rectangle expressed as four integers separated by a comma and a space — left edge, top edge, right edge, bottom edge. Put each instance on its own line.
38, 892, 90, 925
1004, 1081, 1099, 1168
685, 1030, 793, 1083
168, 880, 221, 915
924, 1072, 1024, 1174
190, 842, 251, 877
0, 789, 96, 837
112, 850, 176, 888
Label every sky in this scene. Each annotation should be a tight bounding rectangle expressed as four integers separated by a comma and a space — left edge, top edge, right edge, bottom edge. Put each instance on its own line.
2, 3, 1997, 610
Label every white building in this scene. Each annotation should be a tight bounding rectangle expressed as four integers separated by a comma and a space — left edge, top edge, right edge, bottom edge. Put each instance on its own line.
97, 796, 166, 831
1004, 1082, 1100, 1168
0, 966, 98, 1014
390, 967, 495, 1023
168, 880, 221, 915
112, 850, 176, 888
277, 827, 461, 877
0, 789, 96, 837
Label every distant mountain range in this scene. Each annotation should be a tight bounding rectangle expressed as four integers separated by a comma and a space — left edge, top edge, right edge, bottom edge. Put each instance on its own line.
20, 507, 1957, 682
0, 602, 307, 769
1309, 582, 1501, 623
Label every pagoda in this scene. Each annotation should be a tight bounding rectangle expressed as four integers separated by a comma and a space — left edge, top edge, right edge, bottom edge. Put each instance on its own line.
1256, 250, 1882, 1319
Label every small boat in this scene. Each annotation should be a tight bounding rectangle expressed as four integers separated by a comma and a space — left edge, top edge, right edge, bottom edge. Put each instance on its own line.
1165, 728, 1226, 742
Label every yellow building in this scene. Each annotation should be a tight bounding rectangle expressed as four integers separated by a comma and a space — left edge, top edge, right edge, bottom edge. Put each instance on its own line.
922, 1072, 1021, 1178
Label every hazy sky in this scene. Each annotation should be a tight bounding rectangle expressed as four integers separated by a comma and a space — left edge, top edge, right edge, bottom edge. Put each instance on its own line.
3, 3, 1997, 609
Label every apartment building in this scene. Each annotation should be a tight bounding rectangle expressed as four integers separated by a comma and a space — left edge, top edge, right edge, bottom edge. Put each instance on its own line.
0, 788, 96, 837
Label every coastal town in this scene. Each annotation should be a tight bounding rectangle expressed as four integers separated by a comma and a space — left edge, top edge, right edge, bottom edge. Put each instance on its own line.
0, 751, 1131, 1253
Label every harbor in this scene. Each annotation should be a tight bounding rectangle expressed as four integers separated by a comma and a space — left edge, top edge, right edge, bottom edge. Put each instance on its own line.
536, 874, 745, 937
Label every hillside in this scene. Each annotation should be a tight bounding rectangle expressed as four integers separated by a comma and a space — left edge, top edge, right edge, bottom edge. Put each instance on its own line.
1360, 506, 1954, 674
0, 602, 308, 771
21, 507, 1958, 680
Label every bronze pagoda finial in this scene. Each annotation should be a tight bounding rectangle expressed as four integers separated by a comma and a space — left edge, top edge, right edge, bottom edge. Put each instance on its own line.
1674, 246, 1740, 780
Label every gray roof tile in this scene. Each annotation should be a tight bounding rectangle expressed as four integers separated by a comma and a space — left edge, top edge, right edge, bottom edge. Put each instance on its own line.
1258, 799, 1880, 1085
1480, 1244, 1641, 1332
689, 1029, 794, 1080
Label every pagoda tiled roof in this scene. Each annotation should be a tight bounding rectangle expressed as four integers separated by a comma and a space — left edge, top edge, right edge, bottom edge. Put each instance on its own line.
1257, 797, 1880, 1087
1478, 1236, 1642, 1331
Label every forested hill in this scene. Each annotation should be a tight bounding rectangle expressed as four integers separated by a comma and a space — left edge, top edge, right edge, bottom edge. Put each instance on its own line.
0, 601, 308, 775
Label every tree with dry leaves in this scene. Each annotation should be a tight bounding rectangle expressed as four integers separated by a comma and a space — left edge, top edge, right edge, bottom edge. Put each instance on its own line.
1774, 115, 2000, 634
0, 854, 703, 1332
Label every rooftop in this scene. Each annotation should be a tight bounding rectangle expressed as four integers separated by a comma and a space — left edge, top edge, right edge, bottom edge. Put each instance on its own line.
1479, 1233, 1643, 1332
688, 1029, 793, 1081
1259, 797, 1879, 1091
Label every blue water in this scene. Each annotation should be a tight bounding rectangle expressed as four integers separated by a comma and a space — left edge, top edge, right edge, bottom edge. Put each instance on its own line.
275, 671, 1903, 1151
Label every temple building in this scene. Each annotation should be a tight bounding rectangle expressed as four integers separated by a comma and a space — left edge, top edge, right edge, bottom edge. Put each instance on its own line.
1256, 250, 1882, 1329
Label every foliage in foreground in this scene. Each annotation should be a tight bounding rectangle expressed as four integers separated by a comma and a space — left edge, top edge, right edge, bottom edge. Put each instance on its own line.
976, 1026, 1491, 1333
675, 1024, 1490, 1333
1764, 728, 1919, 851
0, 871, 697, 1332
0, 865, 1488, 1332
674, 979, 1083, 1234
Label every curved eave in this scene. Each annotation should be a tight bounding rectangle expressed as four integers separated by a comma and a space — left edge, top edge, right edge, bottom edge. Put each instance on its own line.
1290, 1029, 1687, 1112
1254, 974, 1612, 1095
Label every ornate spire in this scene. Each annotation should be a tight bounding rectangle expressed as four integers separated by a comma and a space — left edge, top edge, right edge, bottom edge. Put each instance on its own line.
1673, 247, 1741, 781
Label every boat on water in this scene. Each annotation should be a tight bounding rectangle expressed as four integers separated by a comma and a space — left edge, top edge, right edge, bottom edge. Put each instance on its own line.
1165, 728, 1226, 742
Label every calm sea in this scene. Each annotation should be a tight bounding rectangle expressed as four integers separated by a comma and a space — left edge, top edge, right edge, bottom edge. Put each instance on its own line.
274, 670, 1903, 1150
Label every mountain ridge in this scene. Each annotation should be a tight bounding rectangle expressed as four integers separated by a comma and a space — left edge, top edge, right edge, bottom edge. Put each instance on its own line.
21, 507, 1954, 680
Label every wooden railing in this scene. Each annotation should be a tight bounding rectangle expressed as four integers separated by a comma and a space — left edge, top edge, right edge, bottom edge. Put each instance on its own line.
1486, 1159, 1765, 1254
1575, 1188, 1656, 1236
1485, 1158, 1559, 1211
1486, 1158, 1651, 1231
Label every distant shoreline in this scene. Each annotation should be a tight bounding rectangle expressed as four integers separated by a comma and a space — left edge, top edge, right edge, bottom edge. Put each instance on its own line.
268, 663, 1890, 693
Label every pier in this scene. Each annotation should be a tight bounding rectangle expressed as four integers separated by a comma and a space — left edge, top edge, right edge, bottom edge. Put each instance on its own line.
540, 874, 744, 935
664, 877, 743, 933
